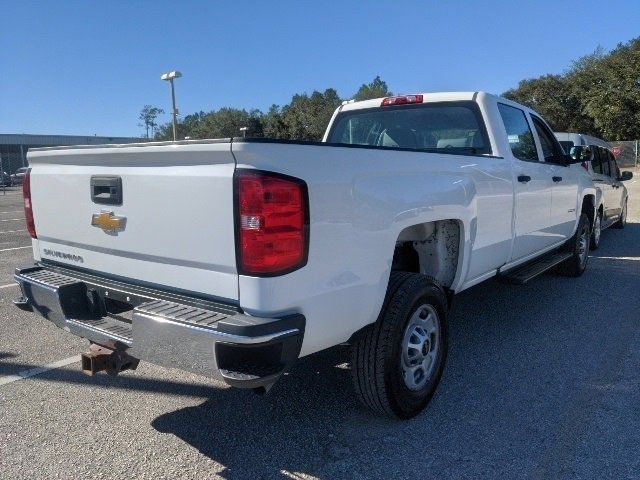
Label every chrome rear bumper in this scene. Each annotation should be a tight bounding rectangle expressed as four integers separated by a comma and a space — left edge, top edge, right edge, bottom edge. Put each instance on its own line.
14, 264, 304, 389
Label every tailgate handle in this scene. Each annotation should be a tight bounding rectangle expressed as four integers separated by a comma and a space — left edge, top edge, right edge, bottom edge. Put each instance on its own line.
90, 176, 122, 205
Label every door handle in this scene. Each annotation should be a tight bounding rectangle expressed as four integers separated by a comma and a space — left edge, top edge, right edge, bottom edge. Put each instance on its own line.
517, 175, 531, 183
90, 176, 123, 205
552, 176, 563, 182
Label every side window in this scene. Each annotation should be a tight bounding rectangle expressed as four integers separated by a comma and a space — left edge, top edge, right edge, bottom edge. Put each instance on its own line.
531, 116, 563, 162
591, 145, 602, 174
498, 103, 537, 161
608, 151, 619, 179
601, 148, 610, 176
559, 141, 574, 154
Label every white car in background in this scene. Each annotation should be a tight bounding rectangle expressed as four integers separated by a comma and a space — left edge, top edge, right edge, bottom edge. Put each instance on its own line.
11, 167, 29, 186
556, 132, 633, 249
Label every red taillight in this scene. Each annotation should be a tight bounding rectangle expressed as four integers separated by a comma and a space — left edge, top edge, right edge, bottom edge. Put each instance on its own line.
23, 170, 36, 239
381, 95, 423, 107
235, 170, 308, 276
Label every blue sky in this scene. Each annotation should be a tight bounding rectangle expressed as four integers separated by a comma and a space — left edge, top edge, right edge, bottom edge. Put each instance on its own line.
2, 0, 639, 137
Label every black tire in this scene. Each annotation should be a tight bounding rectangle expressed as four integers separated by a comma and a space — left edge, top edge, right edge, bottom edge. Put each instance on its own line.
350, 272, 448, 419
613, 199, 627, 229
558, 213, 590, 277
590, 210, 602, 250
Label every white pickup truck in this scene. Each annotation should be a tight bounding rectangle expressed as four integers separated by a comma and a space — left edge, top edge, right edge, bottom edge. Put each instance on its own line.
15, 92, 596, 418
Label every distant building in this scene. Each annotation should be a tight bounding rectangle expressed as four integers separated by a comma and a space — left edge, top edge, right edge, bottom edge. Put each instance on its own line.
0, 134, 144, 174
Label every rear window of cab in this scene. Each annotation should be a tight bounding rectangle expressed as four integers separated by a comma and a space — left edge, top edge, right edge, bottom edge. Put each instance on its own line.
327, 101, 492, 155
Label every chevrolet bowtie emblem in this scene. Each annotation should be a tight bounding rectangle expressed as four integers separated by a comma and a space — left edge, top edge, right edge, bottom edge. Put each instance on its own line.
91, 211, 126, 233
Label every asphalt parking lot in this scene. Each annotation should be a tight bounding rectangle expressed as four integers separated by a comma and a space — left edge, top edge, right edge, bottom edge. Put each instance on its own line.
1, 173, 639, 480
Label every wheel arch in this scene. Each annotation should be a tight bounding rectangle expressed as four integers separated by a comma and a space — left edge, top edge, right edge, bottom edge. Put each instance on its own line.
391, 219, 465, 291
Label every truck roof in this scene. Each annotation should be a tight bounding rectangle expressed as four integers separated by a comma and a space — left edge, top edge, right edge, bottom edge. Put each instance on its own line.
554, 132, 611, 149
337, 91, 508, 112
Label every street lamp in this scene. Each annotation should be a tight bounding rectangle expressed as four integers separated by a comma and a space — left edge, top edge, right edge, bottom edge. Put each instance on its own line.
239, 126, 249, 138
160, 70, 182, 141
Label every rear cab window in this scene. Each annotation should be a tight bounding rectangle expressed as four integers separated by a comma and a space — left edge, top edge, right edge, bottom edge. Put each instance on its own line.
327, 101, 492, 155
497, 103, 537, 161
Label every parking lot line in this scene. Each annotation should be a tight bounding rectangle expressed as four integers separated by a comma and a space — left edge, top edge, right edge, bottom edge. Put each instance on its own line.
0, 356, 80, 386
592, 256, 640, 261
0, 283, 18, 289
0, 218, 23, 222
0, 229, 26, 234
0, 210, 23, 215
0, 246, 31, 252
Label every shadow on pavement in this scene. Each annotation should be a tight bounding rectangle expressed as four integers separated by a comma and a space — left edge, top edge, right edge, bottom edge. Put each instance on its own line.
594, 222, 640, 257
147, 224, 640, 479
2, 223, 639, 479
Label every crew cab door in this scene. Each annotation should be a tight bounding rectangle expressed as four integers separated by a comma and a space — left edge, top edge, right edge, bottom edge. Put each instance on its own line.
530, 115, 579, 240
498, 103, 555, 261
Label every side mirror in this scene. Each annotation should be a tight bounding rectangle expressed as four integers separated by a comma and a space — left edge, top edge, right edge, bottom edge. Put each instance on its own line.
620, 171, 633, 181
569, 145, 592, 163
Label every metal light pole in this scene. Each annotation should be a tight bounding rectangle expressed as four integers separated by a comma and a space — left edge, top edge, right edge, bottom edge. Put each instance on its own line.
239, 126, 249, 138
161, 70, 182, 141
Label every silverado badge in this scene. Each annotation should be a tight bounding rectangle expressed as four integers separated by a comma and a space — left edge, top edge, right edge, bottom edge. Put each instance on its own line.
91, 211, 126, 233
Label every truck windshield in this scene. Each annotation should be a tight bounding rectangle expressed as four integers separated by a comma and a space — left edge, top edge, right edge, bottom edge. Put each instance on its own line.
327, 101, 491, 155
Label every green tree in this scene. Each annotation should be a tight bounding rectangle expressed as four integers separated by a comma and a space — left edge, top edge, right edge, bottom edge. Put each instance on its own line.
262, 104, 287, 139
570, 40, 640, 140
138, 105, 165, 138
197, 108, 264, 138
353, 76, 392, 101
155, 109, 264, 140
274, 88, 343, 141
503, 37, 640, 140
503, 75, 589, 133
154, 78, 397, 142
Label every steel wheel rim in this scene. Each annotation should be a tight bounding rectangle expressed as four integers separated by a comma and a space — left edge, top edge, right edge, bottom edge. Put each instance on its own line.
578, 224, 589, 266
594, 214, 601, 245
401, 304, 440, 391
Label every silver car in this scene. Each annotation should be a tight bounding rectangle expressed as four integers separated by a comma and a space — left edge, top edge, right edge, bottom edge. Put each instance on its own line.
555, 132, 633, 249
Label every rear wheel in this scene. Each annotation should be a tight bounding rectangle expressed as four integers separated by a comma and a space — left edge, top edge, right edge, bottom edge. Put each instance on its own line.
590, 210, 602, 250
559, 213, 590, 277
613, 199, 627, 229
350, 272, 448, 419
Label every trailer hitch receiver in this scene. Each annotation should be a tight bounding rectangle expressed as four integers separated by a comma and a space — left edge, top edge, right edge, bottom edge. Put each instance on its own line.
81, 344, 139, 376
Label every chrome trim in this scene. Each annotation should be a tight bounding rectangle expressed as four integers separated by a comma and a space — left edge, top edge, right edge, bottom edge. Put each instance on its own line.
66, 318, 133, 347
15, 264, 304, 386
129, 311, 300, 380
134, 311, 299, 345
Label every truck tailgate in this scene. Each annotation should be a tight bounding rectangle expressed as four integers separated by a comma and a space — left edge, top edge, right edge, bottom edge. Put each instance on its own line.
27, 142, 238, 302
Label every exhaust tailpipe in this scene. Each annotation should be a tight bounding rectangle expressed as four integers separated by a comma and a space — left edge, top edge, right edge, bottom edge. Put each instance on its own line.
81, 344, 139, 376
